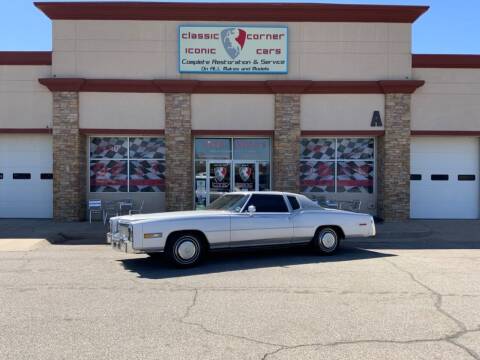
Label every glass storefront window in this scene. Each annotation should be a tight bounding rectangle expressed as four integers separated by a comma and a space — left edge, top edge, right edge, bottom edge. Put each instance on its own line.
90, 137, 128, 159
337, 161, 374, 193
258, 162, 271, 191
194, 160, 207, 209
195, 138, 231, 160
300, 161, 335, 193
89, 137, 165, 193
300, 138, 375, 194
337, 138, 374, 160
90, 160, 128, 192
129, 160, 165, 193
233, 139, 270, 160
300, 138, 335, 160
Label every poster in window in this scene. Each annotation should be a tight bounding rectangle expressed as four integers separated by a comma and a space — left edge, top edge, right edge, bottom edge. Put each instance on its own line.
90, 160, 128, 192
129, 160, 165, 192
235, 163, 255, 191
300, 161, 335, 193
210, 163, 230, 191
337, 161, 374, 193
90, 137, 128, 159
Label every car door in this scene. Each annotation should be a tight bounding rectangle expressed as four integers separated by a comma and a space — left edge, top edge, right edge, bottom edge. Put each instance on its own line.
230, 194, 293, 247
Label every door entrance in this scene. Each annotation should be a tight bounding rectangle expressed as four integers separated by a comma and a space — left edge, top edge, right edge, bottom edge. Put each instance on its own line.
194, 138, 271, 209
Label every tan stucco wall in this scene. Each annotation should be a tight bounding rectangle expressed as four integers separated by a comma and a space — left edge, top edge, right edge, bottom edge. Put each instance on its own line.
412, 68, 480, 131
301, 94, 384, 130
52, 20, 411, 81
79, 93, 165, 129
0, 65, 52, 129
191, 94, 274, 130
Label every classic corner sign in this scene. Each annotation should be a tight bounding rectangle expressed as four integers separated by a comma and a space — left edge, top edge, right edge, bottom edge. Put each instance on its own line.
179, 26, 288, 74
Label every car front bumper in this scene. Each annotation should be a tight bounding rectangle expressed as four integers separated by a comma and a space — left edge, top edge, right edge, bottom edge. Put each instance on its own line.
108, 232, 138, 254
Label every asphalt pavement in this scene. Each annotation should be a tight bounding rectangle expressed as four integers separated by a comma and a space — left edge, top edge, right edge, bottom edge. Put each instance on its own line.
0, 220, 479, 359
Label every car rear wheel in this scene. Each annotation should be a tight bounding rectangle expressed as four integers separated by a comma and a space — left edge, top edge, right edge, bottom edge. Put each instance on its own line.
314, 227, 340, 254
166, 233, 204, 267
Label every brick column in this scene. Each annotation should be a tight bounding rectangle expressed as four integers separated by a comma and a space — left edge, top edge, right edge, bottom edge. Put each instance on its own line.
272, 94, 301, 193
164, 93, 193, 211
377, 93, 411, 221
52, 91, 86, 221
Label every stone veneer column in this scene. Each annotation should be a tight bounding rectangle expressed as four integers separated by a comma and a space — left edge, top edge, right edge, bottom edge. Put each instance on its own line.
52, 91, 86, 221
272, 94, 301, 193
164, 93, 193, 211
377, 93, 411, 221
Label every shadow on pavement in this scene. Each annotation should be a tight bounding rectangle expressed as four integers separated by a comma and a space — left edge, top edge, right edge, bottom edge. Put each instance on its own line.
119, 246, 396, 279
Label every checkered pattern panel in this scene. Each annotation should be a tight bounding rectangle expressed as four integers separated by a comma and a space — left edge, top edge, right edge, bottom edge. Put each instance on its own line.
300, 161, 335, 193
90, 137, 128, 159
300, 139, 336, 160
337, 138, 374, 160
129, 137, 165, 159
89, 160, 128, 192
337, 161, 374, 193
129, 160, 166, 192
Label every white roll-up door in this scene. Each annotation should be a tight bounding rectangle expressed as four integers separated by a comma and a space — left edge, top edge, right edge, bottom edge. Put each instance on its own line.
410, 137, 479, 219
0, 134, 53, 218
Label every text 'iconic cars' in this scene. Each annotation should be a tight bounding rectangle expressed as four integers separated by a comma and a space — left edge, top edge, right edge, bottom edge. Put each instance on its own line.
109, 192, 376, 267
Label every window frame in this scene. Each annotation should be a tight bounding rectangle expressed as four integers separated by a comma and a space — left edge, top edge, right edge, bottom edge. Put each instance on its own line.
243, 194, 290, 214
88, 136, 166, 193
287, 195, 301, 211
299, 137, 376, 194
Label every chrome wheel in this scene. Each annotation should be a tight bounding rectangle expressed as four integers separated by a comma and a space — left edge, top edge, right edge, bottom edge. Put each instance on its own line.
168, 234, 204, 267
176, 238, 197, 261
321, 232, 336, 249
315, 228, 340, 254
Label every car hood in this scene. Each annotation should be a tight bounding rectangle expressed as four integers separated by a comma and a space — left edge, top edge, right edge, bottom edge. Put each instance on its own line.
115, 210, 231, 223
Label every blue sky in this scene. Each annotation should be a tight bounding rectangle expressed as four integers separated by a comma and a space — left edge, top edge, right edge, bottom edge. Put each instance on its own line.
1, 0, 479, 54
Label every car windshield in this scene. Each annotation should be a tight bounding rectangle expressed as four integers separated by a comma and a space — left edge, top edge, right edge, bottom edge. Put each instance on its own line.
206, 194, 249, 212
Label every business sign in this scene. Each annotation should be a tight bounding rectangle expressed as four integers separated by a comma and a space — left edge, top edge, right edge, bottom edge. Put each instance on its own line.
179, 26, 288, 74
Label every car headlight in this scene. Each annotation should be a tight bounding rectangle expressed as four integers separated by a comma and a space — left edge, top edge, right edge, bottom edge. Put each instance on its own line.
110, 219, 118, 233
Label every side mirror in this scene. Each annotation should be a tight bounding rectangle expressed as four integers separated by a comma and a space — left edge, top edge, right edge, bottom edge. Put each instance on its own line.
247, 205, 256, 215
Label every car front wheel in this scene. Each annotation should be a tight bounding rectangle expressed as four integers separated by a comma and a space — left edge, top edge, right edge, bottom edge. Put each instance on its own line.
314, 227, 340, 254
166, 233, 204, 267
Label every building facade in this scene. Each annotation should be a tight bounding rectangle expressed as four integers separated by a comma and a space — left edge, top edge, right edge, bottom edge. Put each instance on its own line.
0, 2, 479, 221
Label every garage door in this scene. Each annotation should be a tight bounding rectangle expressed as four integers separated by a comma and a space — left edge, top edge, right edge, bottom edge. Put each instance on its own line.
0, 134, 53, 218
410, 137, 479, 219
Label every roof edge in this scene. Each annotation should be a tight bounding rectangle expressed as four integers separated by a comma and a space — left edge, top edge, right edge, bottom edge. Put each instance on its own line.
38, 78, 425, 94
34, 2, 429, 23
0, 51, 52, 66
413, 54, 480, 69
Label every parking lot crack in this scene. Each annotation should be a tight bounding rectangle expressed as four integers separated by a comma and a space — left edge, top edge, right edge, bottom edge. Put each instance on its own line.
261, 332, 480, 360
384, 258, 467, 331
179, 288, 284, 352
383, 258, 479, 360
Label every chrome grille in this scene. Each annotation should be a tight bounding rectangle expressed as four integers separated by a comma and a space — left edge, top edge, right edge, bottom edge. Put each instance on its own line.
118, 223, 130, 240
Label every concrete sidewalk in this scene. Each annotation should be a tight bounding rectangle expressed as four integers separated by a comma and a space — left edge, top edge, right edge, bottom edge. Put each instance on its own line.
0, 219, 107, 247
348, 219, 480, 249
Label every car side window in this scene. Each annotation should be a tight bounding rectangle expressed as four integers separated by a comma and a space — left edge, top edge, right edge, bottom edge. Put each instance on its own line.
245, 194, 289, 213
287, 196, 300, 211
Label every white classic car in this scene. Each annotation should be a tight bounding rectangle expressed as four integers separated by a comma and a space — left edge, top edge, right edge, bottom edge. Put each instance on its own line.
108, 191, 376, 267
